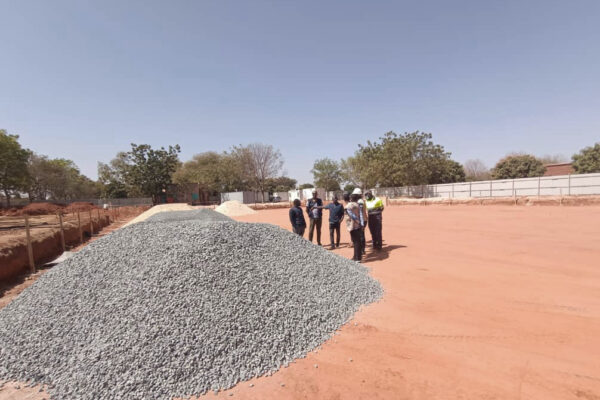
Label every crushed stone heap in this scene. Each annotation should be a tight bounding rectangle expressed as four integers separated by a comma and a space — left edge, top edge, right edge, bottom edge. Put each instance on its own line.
0, 217, 382, 400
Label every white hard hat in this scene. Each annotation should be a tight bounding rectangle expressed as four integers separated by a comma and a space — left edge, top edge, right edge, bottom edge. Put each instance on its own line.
352, 188, 362, 195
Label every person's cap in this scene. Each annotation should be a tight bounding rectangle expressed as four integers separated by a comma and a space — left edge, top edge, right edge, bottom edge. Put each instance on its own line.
312, 189, 317, 193
352, 188, 362, 195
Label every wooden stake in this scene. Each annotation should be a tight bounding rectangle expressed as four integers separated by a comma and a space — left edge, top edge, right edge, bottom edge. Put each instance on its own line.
58, 212, 66, 251
25, 215, 35, 273
89, 210, 94, 236
77, 211, 83, 244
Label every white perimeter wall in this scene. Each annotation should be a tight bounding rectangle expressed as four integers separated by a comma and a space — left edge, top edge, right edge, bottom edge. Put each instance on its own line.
370, 172, 600, 198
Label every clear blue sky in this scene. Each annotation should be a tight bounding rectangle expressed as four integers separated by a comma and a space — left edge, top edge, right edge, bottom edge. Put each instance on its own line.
2, 0, 599, 184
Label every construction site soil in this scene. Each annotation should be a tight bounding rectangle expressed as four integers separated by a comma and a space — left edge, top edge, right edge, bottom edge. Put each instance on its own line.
1, 204, 599, 399
0, 202, 103, 217
0, 206, 148, 282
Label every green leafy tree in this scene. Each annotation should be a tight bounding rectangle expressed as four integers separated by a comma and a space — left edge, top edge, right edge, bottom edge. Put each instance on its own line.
265, 176, 297, 193
28, 154, 99, 201
492, 154, 546, 179
431, 159, 466, 183
351, 131, 461, 187
98, 152, 143, 198
97, 160, 129, 198
126, 143, 181, 202
311, 158, 342, 191
343, 183, 356, 193
340, 154, 378, 189
298, 183, 314, 189
172, 151, 247, 193
572, 143, 600, 173
0, 130, 31, 206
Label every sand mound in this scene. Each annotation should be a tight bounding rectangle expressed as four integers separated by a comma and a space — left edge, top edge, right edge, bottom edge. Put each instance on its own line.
215, 200, 257, 216
124, 203, 195, 226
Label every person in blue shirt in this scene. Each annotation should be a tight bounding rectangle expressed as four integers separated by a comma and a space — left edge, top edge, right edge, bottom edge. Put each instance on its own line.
306, 190, 323, 245
289, 198, 306, 236
317, 195, 345, 249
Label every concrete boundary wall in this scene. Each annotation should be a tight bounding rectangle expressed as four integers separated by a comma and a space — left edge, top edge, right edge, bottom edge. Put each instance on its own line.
372, 173, 600, 199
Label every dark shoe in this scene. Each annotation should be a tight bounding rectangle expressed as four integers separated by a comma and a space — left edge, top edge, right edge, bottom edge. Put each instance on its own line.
335, 243, 340, 248
330, 245, 335, 250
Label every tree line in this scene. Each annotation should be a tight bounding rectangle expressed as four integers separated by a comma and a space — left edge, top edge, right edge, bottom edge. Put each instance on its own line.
1, 130, 294, 207
310, 131, 600, 191
99, 143, 295, 202
2, 128, 599, 207
1, 130, 99, 207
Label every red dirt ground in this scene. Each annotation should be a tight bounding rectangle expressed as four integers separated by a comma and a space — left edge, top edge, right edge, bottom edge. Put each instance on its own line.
0, 201, 101, 217
213, 205, 600, 400
1, 205, 599, 400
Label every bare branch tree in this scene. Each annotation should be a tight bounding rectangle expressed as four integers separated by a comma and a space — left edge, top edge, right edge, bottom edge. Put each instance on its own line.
463, 159, 491, 181
231, 143, 284, 202
539, 154, 568, 164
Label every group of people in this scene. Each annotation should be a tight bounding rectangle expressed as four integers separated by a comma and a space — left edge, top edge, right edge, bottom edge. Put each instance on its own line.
289, 188, 384, 262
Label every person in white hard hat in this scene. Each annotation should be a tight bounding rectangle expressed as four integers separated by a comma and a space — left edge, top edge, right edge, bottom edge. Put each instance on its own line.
352, 188, 368, 254
345, 193, 364, 262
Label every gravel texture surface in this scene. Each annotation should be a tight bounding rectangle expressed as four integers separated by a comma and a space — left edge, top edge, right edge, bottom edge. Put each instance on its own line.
0, 217, 382, 400
144, 209, 232, 223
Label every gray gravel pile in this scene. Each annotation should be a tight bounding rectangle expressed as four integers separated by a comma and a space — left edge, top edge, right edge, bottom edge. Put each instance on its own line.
0, 220, 382, 400
144, 209, 232, 223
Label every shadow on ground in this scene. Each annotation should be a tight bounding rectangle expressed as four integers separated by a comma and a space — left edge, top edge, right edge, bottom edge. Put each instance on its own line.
362, 243, 407, 262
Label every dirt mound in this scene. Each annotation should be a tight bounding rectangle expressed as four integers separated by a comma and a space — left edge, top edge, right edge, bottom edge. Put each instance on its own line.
215, 200, 257, 216
16, 203, 63, 216
0, 208, 19, 216
64, 202, 97, 213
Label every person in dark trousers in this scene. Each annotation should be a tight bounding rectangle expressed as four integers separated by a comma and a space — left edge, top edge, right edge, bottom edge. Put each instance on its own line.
345, 193, 364, 261
306, 189, 323, 245
317, 195, 345, 249
352, 188, 368, 255
365, 190, 384, 249
289, 198, 306, 237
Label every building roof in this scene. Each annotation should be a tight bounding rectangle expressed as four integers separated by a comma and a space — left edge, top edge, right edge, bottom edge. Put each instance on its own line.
543, 163, 574, 176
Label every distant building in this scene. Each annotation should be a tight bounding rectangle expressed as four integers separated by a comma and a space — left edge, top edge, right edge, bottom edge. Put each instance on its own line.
220, 191, 269, 204
158, 183, 219, 205
288, 188, 326, 203
544, 163, 574, 176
